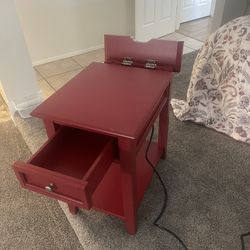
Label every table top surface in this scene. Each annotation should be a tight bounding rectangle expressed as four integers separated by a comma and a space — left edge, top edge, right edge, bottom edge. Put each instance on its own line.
32, 62, 172, 139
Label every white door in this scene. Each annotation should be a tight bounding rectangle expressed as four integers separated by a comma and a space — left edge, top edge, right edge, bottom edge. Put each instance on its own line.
135, 0, 178, 41
180, 0, 212, 23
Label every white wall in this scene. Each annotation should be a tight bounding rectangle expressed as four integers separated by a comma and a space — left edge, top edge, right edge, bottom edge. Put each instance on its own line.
211, 0, 248, 32
0, 0, 42, 115
15, 0, 135, 65
222, 0, 247, 24
211, 0, 225, 32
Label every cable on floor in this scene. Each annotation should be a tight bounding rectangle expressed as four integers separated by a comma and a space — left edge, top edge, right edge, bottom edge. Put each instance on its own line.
145, 125, 189, 250
241, 231, 250, 250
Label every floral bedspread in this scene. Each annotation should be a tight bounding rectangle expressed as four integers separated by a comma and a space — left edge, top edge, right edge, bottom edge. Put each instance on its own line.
171, 15, 250, 143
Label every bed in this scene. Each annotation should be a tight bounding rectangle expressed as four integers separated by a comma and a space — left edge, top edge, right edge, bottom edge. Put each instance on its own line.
171, 15, 250, 143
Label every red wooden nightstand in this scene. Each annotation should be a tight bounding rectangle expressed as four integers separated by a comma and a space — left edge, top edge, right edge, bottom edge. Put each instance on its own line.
13, 35, 183, 234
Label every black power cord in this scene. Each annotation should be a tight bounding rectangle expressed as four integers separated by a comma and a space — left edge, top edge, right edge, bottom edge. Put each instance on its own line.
145, 125, 189, 250
146, 125, 250, 250
241, 232, 250, 250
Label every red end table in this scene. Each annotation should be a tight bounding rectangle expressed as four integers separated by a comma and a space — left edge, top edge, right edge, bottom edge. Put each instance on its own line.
13, 35, 183, 234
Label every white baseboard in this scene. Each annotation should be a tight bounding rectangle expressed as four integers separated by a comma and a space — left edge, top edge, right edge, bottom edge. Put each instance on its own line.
0, 83, 43, 118
32, 44, 104, 66
14, 91, 44, 118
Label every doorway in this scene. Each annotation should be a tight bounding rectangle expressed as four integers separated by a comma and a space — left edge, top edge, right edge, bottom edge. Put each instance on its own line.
177, 0, 214, 42
135, 0, 215, 42
177, 16, 212, 42
180, 0, 213, 23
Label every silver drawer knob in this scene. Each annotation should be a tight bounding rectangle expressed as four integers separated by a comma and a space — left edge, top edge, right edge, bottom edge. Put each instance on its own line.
45, 183, 54, 192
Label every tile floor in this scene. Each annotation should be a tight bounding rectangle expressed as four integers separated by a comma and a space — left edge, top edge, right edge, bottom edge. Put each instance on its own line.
35, 32, 203, 99
34, 49, 105, 99
177, 17, 212, 42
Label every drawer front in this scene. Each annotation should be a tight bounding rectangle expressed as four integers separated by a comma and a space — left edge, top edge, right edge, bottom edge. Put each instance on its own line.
13, 127, 114, 210
13, 161, 90, 208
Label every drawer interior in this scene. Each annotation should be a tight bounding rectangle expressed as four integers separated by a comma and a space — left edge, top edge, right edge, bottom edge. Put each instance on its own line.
29, 127, 113, 179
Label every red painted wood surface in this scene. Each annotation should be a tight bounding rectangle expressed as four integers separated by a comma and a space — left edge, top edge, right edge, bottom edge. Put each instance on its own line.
13, 127, 113, 209
104, 34, 183, 72
91, 139, 161, 220
31, 63, 172, 141
13, 35, 183, 234
118, 137, 137, 233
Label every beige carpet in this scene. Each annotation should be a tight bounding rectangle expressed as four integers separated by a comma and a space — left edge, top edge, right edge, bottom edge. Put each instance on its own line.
0, 118, 83, 250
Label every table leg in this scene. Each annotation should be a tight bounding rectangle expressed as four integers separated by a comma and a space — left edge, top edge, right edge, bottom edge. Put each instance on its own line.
158, 88, 170, 159
118, 138, 137, 234
68, 204, 79, 215
43, 119, 57, 138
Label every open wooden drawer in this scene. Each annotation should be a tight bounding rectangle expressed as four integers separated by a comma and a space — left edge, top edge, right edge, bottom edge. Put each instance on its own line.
13, 127, 114, 209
